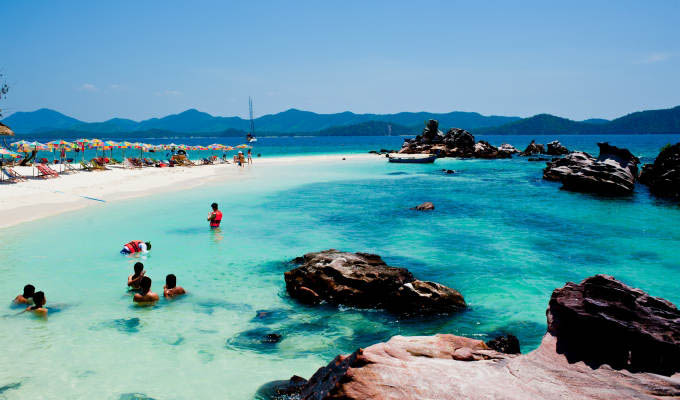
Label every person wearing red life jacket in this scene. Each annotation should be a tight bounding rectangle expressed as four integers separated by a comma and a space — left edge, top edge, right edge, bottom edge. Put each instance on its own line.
207, 203, 223, 228
120, 240, 152, 254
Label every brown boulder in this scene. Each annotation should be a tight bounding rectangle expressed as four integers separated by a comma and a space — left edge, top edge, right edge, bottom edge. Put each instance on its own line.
639, 142, 680, 200
410, 202, 434, 211
520, 140, 545, 156
284, 250, 465, 316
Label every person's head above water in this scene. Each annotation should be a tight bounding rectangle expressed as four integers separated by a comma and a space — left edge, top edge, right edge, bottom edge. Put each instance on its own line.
145, 242, 152, 250
133, 262, 143, 275
211, 202, 218, 211
166, 274, 176, 289
140, 276, 152, 294
33, 291, 45, 307
23, 284, 35, 298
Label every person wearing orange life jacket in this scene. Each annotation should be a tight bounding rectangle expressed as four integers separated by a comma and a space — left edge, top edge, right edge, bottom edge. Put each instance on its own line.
120, 240, 152, 254
207, 202, 222, 228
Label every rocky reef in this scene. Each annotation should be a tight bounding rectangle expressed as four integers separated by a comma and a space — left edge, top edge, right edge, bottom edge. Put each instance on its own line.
267, 275, 680, 399
640, 142, 680, 200
546, 140, 570, 155
410, 202, 434, 211
520, 140, 545, 156
543, 142, 640, 195
398, 120, 512, 159
284, 250, 465, 315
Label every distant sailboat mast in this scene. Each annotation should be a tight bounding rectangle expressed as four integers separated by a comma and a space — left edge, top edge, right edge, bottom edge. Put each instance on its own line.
247, 97, 257, 142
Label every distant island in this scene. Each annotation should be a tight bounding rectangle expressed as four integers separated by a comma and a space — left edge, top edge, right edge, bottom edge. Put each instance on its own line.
2, 105, 680, 137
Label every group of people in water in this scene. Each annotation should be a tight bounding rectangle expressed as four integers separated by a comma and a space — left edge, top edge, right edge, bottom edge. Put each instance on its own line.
12, 202, 225, 316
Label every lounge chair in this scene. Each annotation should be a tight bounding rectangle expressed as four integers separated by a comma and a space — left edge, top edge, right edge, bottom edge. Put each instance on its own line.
6, 167, 28, 181
36, 164, 60, 179
63, 163, 78, 173
126, 158, 143, 168
80, 161, 94, 171
90, 159, 109, 170
1, 168, 20, 183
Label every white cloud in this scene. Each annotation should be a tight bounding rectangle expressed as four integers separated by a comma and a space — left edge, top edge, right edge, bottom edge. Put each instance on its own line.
78, 83, 98, 92
155, 89, 181, 97
109, 84, 121, 90
637, 52, 671, 64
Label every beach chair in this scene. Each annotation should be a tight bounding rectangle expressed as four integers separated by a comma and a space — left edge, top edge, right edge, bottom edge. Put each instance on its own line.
36, 164, 60, 179
80, 161, 94, 171
90, 159, 109, 170
5, 167, 28, 181
1, 168, 20, 183
63, 163, 78, 173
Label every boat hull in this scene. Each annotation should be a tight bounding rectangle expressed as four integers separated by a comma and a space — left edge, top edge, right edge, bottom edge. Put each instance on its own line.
388, 155, 437, 164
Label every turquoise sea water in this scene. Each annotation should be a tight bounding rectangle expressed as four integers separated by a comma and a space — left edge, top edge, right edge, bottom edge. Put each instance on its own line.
1, 134, 679, 399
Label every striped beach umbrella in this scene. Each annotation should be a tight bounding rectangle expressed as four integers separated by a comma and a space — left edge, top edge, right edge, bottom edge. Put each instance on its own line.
235, 144, 250, 149
10, 140, 30, 148
0, 147, 20, 157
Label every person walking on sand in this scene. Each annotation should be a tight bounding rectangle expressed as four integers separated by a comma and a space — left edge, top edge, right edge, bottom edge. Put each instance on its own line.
207, 202, 223, 228
247, 149, 252, 164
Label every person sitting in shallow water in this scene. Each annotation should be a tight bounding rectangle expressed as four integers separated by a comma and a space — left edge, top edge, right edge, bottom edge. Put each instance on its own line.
14, 284, 35, 305
163, 274, 186, 298
133, 276, 159, 304
127, 262, 145, 290
120, 240, 151, 255
26, 291, 47, 316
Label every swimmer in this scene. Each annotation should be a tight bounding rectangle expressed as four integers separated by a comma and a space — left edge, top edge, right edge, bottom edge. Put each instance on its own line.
127, 262, 145, 290
120, 240, 151, 254
26, 291, 47, 315
163, 274, 186, 298
14, 284, 35, 304
133, 276, 159, 304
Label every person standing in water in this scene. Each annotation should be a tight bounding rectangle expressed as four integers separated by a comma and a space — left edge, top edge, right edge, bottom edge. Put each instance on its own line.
26, 291, 47, 316
207, 202, 223, 228
163, 274, 186, 298
133, 276, 159, 304
127, 262, 145, 290
14, 284, 35, 304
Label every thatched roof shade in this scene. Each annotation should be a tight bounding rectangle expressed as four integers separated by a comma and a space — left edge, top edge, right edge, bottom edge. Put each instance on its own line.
0, 122, 14, 136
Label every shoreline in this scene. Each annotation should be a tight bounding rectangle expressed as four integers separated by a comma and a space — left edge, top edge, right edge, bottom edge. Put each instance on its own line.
0, 153, 377, 229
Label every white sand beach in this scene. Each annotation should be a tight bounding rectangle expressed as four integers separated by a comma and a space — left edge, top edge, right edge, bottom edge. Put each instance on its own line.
0, 154, 376, 229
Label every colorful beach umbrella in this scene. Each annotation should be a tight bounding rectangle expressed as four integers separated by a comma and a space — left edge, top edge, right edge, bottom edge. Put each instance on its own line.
235, 144, 250, 149
10, 140, 30, 148
0, 147, 20, 157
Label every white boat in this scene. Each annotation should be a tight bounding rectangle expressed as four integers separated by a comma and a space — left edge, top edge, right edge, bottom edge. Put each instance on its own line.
387, 153, 437, 164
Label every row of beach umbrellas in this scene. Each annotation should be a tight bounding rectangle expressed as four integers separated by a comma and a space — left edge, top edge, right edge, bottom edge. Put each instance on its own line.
4, 140, 251, 161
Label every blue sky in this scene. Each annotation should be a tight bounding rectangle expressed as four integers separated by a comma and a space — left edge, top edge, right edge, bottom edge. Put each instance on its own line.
2, 0, 679, 121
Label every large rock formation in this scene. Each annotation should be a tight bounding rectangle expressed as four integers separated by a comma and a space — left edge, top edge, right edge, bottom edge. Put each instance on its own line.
284, 250, 465, 315
546, 140, 570, 155
543, 142, 640, 195
520, 140, 545, 156
499, 143, 520, 154
270, 275, 680, 400
639, 142, 680, 200
399, 120, 512, 159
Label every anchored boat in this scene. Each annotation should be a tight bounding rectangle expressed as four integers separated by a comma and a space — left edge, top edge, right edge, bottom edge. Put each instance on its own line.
387, 154, 437, 164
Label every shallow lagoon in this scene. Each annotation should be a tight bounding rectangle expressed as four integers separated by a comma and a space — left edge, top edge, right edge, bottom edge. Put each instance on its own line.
1, 134, 679, 399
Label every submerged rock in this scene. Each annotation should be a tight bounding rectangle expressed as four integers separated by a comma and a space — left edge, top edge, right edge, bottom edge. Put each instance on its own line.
639, 142, 680, 200
255, 376, 308, 400
486, 334, 521, 354
520, 140, 545, 156
543, 142, 640, 195
410, 202, 434, 211
399, 120, 509, 159
527, 157, 550, 162
282, 275, 680, 399
441, 169, 455, 174
546, 140, 570, 155
226, 328, 284, 353
285, 250, 465, 315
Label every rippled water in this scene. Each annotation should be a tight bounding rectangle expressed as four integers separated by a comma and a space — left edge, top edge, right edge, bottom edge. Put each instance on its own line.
1, 134, 679, 399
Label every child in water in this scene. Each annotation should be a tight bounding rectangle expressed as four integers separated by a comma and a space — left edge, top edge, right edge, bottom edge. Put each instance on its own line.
127, 262, 145, 290
163, 274, 186, 298
133, 276, 159, 304
14, 284, 35, 305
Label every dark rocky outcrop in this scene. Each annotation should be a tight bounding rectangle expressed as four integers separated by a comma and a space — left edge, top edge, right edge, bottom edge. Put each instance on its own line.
486, 334, 521, 354
547, 274, 680, 375
255, 376, 308, 400
639, 142, 680, 200
399, 120, 511, 159
498, 143, 520, 154
520, 140, 545, 156
277, 275, 680, 399
410, 202, 434, 211
442, 169, 455, 174
285, 250, 466, 315
543, 142, 640, 195
527, 157, 550, 162
546, 140, 570, 155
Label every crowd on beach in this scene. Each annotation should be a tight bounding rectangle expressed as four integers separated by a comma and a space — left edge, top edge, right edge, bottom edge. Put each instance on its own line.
1, 139, 255, 183
12, 202, 224, 315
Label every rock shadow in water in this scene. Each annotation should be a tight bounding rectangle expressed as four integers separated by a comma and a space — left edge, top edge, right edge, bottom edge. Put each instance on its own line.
225, 327, 284, 353
97, 317, 141, 333
0, 382, 21, 395
193, 300, 252, 315
119, 393, 157, 400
